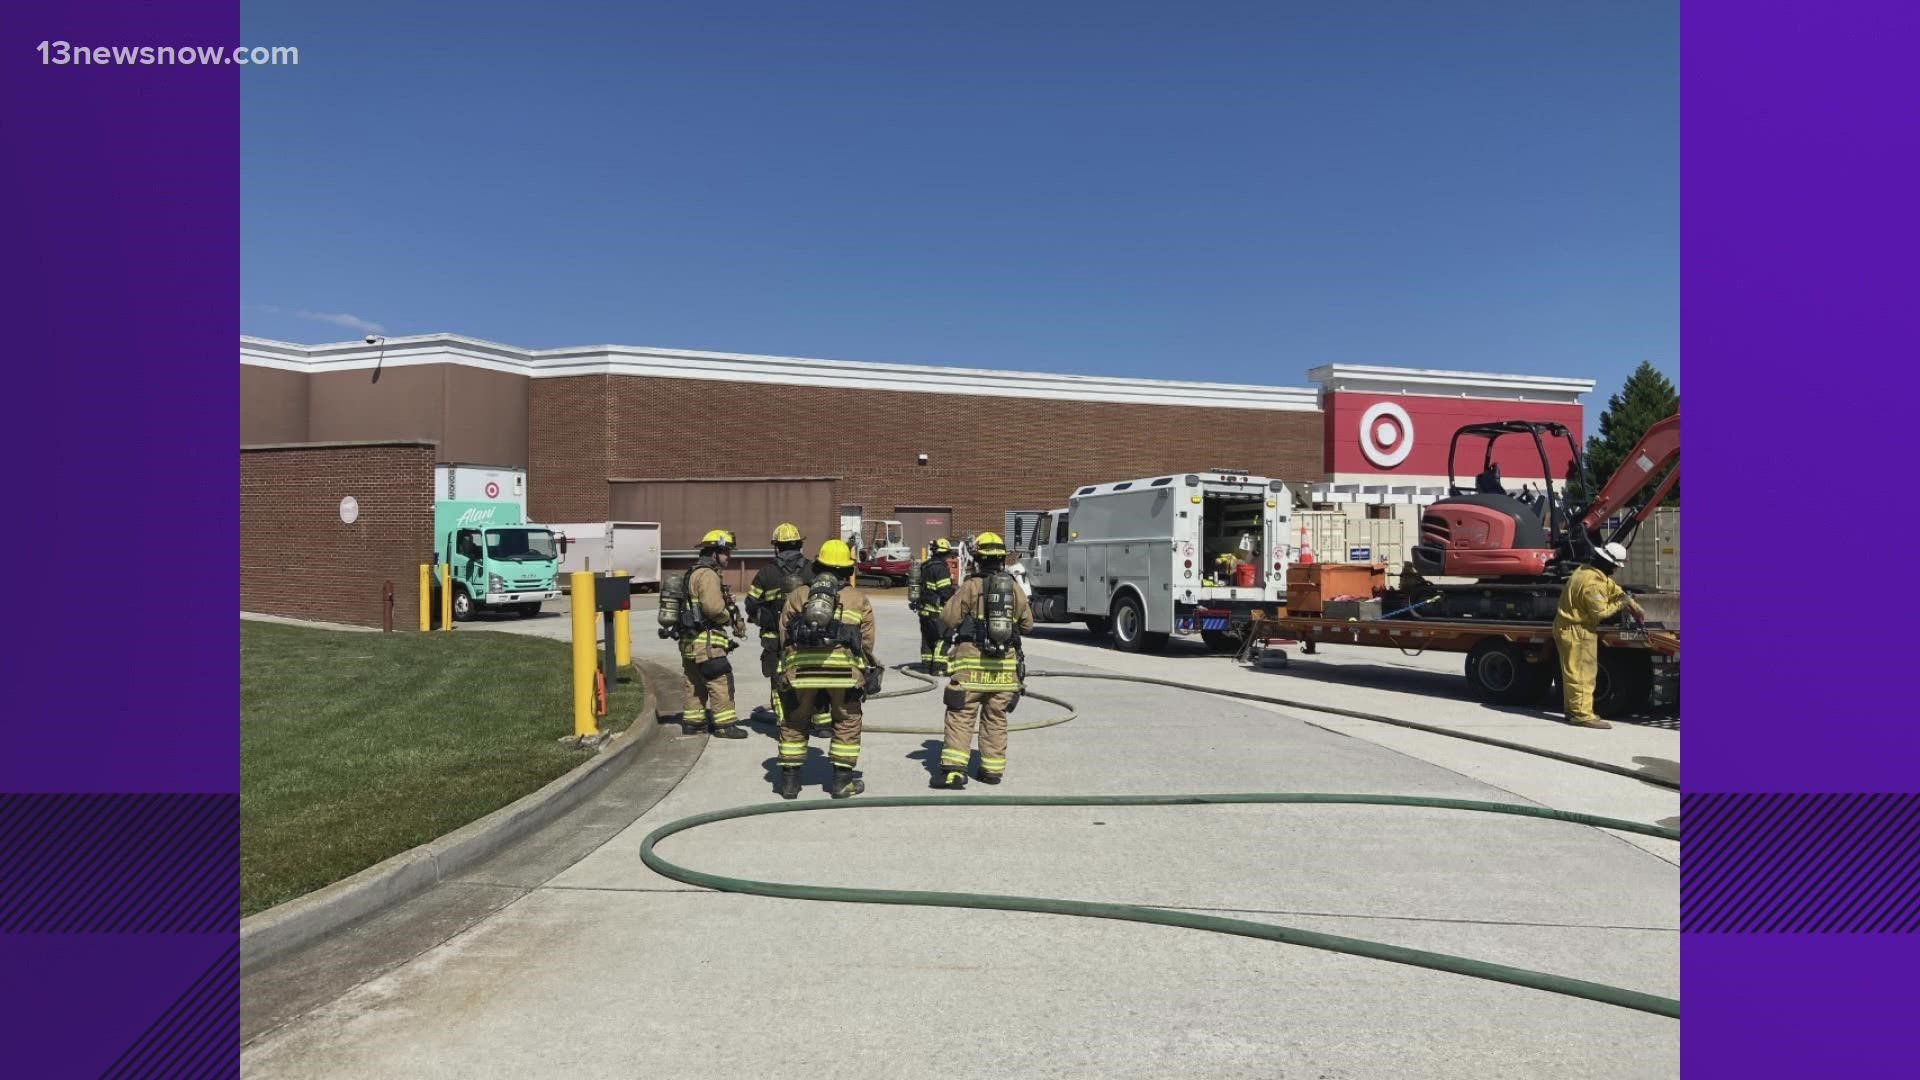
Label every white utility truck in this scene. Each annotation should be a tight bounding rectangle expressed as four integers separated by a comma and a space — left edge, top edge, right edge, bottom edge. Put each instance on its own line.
1017, 469, 1293, 652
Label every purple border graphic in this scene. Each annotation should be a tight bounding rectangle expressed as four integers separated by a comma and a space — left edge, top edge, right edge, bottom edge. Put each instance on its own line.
1684, 0, 1920, 1076
4, 1, 1919, 1076
2, 0, 239, 1076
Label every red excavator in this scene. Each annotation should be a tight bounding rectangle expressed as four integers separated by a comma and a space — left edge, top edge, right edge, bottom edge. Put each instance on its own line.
1406, 413, 1678, 621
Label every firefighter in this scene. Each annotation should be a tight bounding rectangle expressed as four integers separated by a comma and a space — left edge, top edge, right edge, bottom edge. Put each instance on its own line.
936, 531, 1033, 788
677, 529, 749, 739
775, 539, 878, 800
915, 538, 957, 674
1553, 542, 1644, 730
745, 523, 812, 726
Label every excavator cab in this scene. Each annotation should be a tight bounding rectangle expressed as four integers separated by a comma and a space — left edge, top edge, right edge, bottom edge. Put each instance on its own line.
1415, 421, 1591, 581
1406, 413, 1677, 622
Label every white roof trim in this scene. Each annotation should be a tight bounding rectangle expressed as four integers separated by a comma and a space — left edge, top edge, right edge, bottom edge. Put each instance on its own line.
1307, 363, 1593, 404
242, 334, 1322, 412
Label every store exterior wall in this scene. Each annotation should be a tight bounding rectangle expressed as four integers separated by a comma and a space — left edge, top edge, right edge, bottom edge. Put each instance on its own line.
527, 374, 610, 522
241, 365, 310, 445
556, 373, 1324, 541
240, 441, 436, 628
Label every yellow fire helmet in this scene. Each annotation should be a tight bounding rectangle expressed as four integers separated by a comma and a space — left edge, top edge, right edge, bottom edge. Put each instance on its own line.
771, 522, 803, 544
815, 538, 857, 569
974, 531, 1008, 557
699, 529, 736, 550
931, 537, 953, 554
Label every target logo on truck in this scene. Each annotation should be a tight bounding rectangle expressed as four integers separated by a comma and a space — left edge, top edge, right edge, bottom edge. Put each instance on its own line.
485, 481, 500, 499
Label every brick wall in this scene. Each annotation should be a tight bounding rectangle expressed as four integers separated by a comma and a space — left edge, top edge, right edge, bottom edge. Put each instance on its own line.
527, 374, 1324, 538
527, 375, 610, 521
240, 443, 435, 628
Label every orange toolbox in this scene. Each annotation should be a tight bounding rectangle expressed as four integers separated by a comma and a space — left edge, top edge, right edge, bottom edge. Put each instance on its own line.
1285, 563, 1385, 616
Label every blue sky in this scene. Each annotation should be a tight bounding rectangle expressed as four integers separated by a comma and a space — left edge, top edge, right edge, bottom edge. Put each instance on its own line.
241, 1, 1677, 399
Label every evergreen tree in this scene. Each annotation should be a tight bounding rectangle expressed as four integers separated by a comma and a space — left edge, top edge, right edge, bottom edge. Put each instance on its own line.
1578, 361, 1679, 509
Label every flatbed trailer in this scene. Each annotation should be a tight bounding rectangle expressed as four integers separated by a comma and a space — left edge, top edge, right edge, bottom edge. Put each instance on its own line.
1230, 611, 1679, 719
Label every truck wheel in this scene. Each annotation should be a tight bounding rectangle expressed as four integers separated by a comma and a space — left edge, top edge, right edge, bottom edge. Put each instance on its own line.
452, 587, 475, 622
1465, 639, 1548, 705
1110, 594, 1148, 652
1595, 648, 1654, 718
1201, 628, 1245, 653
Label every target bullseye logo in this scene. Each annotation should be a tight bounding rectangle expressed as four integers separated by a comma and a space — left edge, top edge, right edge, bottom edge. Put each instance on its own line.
1359, 402, 1414, 468
484, 481, 501, 499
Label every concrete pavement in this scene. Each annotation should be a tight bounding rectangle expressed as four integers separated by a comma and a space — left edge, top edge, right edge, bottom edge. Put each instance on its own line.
242, 590, 1679, 1079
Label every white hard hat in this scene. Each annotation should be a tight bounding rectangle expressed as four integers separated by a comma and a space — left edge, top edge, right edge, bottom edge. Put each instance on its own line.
1596, 542, 1629, 566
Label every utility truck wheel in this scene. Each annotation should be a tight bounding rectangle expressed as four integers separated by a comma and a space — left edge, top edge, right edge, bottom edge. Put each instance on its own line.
1595, 648, 1653, 718
1110, 594, 1148, 653
1464, 639, 1547, 705
452, 588, 475, 622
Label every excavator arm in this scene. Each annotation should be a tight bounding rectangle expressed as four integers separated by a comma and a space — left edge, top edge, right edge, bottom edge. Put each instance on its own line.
1579, 413, 1679, 535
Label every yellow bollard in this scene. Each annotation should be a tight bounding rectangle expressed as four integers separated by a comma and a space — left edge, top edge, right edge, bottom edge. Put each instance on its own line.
570, 571, 598, 737
419, 564, 432, 631
613, 570, 631, 675
440, 563, 454, 630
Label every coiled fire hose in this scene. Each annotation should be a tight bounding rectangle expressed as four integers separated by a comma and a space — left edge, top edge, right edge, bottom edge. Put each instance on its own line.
654, 665, 1681, 1019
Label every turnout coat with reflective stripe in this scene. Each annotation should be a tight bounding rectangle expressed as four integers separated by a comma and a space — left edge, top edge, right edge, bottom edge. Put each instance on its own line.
939, 575, 1035, 692
778, 584, 877, 689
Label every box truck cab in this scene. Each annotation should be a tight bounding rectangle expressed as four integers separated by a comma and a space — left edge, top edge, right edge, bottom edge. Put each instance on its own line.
433, 465, 561, 620
1020, 470, 1292, 652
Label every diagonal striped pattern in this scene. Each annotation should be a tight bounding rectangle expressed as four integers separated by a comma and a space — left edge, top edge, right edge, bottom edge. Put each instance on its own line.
1682, 793, 1920, 933
100, 942, 239, 1080
0, 794, 237, 933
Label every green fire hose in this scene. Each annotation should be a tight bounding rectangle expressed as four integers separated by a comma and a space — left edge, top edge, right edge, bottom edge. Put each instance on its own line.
691, 657, 1680, 1017
641, 792, 1680, 1019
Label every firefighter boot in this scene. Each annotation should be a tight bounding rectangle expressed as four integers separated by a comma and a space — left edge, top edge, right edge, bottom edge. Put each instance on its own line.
830, 766, 865, 800
679, 712, 707, 736
710, 721, 749, 740
934, 768, 968, 790
975, 768, 1002, 785
776, 767, 803, 800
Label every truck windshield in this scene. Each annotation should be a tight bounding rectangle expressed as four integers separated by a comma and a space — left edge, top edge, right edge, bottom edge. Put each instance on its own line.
486, 529, 558, 562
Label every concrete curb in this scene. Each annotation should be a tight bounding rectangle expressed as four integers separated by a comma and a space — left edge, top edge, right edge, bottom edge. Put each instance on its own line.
239, 660, 676, 974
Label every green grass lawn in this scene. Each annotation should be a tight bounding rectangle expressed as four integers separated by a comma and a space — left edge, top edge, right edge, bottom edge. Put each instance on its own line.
240, 621, 644, 916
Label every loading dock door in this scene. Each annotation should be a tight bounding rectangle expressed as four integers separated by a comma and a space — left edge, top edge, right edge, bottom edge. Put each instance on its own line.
894, 506, 952, 560
609, 478, 837, 557
838, 505, 864, 551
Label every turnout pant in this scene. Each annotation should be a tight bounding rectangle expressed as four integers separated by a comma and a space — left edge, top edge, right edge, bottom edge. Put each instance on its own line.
679, 642, 740, 730
919, 615, 950, 674
777, 687, 863, 771
1553, 622, 1599, 725
942, 684, 1012, 778
759, 643, 784, 720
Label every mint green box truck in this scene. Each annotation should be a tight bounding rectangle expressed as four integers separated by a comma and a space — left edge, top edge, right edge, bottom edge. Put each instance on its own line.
433, 464, 561, 620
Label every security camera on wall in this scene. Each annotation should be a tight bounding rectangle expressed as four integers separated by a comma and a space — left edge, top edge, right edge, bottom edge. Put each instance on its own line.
365, 334, 380, 345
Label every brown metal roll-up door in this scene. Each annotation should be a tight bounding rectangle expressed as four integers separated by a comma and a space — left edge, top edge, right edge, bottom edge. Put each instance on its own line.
895, 506, 953, 559
608, 478, 837, 556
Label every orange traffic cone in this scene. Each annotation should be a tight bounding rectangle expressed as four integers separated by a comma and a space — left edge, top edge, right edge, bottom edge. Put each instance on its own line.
1298, 526, 1314, 566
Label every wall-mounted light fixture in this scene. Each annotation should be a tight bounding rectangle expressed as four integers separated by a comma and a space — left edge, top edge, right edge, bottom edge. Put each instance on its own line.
366, 334, 387, 383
